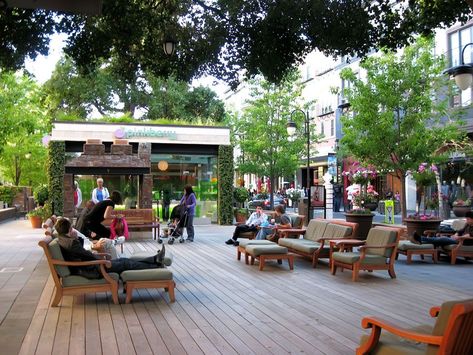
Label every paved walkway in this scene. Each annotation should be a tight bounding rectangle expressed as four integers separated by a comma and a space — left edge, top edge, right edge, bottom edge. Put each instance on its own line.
0, 218, 472, 354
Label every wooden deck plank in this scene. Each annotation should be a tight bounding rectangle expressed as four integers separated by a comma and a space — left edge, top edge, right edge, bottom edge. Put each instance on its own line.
0, 222, 472, 355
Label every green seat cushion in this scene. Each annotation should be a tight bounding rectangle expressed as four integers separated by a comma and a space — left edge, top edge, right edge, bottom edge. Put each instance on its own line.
129, 252, 173, 266
366, 229, 398, 257
304, 220, 329, 242
398, 240, 435, 251
121, 269, 173, 282
279, 239, 321, 253
322, 224, 352, 240
238, 239, 275, 247
48, 239, 71, 277
289, 215, 303, 228
332, 252, 387, 265
442, 244, 473, 252
62, 272, 119, 287
245, 245, 288, 257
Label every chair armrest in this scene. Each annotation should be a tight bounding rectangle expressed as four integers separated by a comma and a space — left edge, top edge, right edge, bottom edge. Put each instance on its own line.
356, 316, 442, 355
457, 236, 473, 246
359, 243, 398, 250
51, 259, 112, 268
429, 306, 441, 318
278, 228, 306, 238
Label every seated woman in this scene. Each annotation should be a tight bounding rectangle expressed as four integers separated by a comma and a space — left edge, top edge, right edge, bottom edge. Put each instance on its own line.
255, 204, 291, 242
84, 190, 122, 239
55, 218, 166, 278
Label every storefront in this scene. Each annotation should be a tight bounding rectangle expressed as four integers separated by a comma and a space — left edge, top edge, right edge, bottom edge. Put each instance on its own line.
51, 121, 230, 221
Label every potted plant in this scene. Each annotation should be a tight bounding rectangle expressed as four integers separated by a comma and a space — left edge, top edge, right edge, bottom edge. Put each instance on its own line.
27, 203, 51, 228
286, 187, 303, 212
404, 163, 442, 235
452, 198, 472, 217
233, 207, 249, 223
33, 185, 49, 207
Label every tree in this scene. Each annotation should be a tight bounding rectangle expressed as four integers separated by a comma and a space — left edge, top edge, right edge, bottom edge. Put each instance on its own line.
43, 57, 226, 122
339, 37, 463, 220
1, 1, 471, 89
231, 70, 317, 209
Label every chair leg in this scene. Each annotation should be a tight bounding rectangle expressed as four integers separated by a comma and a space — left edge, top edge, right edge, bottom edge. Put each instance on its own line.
237, 249, 241, 261
277, 259, 282, 264
245, 253, 249, 265
288, 256, 294, 270
451, 251, 457, 265
168, 281, 176, 303
250, 256, 255, 265
395, 252, 399, 260
420, 254, 425, 260
259, 257, 265, 271
388, 266, 396, 279
406, 252, 412, 264
312, 255, 318, 268
331, 263, 337, 275
51, 287, 62, 307
433, 251, 438, 263
352, 263, 359, 282
125, 286, 134, 304
111, 284, 119, 305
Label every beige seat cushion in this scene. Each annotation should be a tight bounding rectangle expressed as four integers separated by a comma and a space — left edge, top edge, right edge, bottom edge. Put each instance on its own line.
398, 240, 435, 251
304, 220, 329, 242
62, 273, 119, 287
442, 244, 473, 251
366, 228, 398, 257
332, 252, 387, 265
279, 238, 321, 253
121, 269, 173, 282
48, 239, 71, 277
245, 245, 288, 257
322, 223, 352, 240
238, 239, 275, 248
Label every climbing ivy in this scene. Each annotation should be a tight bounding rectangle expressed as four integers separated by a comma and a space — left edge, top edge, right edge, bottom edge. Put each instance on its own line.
218, 145, 234, 225
48, 141, 65, 215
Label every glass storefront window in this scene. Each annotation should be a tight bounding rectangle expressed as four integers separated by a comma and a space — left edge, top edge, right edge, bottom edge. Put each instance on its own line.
151, 154, 218, 220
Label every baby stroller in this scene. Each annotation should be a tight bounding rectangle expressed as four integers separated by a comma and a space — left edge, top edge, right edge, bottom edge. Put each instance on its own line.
159, 204, 188, 245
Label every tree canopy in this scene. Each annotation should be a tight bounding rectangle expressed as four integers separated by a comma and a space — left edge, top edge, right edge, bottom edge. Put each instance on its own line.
339, 37, 463, 219
229, 70, 318, 208
0, 1, 471, 89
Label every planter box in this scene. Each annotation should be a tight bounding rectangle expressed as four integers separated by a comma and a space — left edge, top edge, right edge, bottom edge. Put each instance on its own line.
404, 218, 442, 237
345, 213, 375, 240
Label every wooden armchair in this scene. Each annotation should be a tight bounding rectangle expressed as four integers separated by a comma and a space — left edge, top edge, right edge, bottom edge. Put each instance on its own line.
331, 226, 402, 281
38, 237, 119, 307
357, 298, 473, 354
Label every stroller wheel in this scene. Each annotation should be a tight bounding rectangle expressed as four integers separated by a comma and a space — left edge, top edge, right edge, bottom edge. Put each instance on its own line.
168, 237, 175, 245
179, 238, 185, 243
158, 239, 163, 244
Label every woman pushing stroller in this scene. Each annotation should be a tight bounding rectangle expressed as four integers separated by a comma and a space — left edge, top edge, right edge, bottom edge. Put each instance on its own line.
180, 184, 196, 242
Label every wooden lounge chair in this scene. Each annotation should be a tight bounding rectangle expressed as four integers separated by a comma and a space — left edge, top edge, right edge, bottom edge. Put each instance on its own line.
331, 226, 402, 281
38, 237, 119, 306
357, 298, 473, 354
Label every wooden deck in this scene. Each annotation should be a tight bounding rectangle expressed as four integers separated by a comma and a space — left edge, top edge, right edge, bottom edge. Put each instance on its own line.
1, 219, 473, 355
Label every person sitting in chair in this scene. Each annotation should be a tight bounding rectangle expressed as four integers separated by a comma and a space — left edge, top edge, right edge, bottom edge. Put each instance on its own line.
411, 211, 473, 248
254, 204, 291, 243
225, 206, 268, 245
56, 218, 166, 278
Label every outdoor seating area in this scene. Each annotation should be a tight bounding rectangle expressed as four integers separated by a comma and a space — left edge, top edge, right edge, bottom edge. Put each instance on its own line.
1, 219, 472, 355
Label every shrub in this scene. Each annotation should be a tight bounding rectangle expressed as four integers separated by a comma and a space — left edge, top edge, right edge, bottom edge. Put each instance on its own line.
34, 185, 49, 206
0, 186, 17, 205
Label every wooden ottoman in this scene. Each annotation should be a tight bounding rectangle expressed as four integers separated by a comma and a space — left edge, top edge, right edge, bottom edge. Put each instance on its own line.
236, 239, 275, 262
396, 240, 437, 264
121, 269, 175, 303
245, 244, 294, 271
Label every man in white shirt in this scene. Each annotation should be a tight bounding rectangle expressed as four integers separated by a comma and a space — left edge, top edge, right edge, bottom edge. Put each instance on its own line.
225, 206, 268, 245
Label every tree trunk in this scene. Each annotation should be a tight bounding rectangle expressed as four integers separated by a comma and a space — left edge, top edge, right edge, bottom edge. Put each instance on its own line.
400, 173, 407, 221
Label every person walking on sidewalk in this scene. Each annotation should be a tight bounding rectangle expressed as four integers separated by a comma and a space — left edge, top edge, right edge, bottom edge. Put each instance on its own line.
180, 184, 197, 242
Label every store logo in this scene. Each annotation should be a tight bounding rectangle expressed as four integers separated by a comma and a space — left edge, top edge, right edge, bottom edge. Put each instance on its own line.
114, 127, 177, 140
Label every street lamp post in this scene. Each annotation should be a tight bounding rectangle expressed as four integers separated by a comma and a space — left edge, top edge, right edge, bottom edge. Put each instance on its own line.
444, 42, 473, 90
287, 109, 312, 223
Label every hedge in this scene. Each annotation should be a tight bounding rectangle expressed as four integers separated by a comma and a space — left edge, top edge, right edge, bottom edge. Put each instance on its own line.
48, 141, 65, 215
218, 145, 234, 225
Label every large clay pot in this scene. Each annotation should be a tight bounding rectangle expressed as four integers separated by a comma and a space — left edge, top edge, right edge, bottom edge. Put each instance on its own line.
29, 215, 42, 228
452, 206, 472, 218
404, 218, 442, 237
364, 202, 378, 211
345, 213, 375, 240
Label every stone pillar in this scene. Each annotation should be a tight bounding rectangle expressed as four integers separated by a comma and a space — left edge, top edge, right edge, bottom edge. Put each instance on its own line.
324, 172, 333, 219
63, 174, 75, 217
140, 174, 153, 209
138, 143, 151, 163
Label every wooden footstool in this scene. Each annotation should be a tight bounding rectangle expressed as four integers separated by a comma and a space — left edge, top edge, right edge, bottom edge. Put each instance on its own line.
245, 244, 294, 271
397, 240, 437, 264
236, 239, 275, 262
121, 269, 175, 303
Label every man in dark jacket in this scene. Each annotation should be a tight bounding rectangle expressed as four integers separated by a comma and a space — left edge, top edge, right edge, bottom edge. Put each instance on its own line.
56, 218, 166, 278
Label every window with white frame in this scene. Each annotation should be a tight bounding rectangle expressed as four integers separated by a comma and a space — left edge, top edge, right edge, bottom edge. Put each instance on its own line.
330, 119, 334, 136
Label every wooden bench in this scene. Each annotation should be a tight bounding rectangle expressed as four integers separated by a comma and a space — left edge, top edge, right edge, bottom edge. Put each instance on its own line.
104, 208, 160, 241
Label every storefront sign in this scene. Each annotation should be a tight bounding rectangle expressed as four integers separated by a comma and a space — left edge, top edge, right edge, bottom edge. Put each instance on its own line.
114, 127, 177, 140
327, 155, 337, 176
